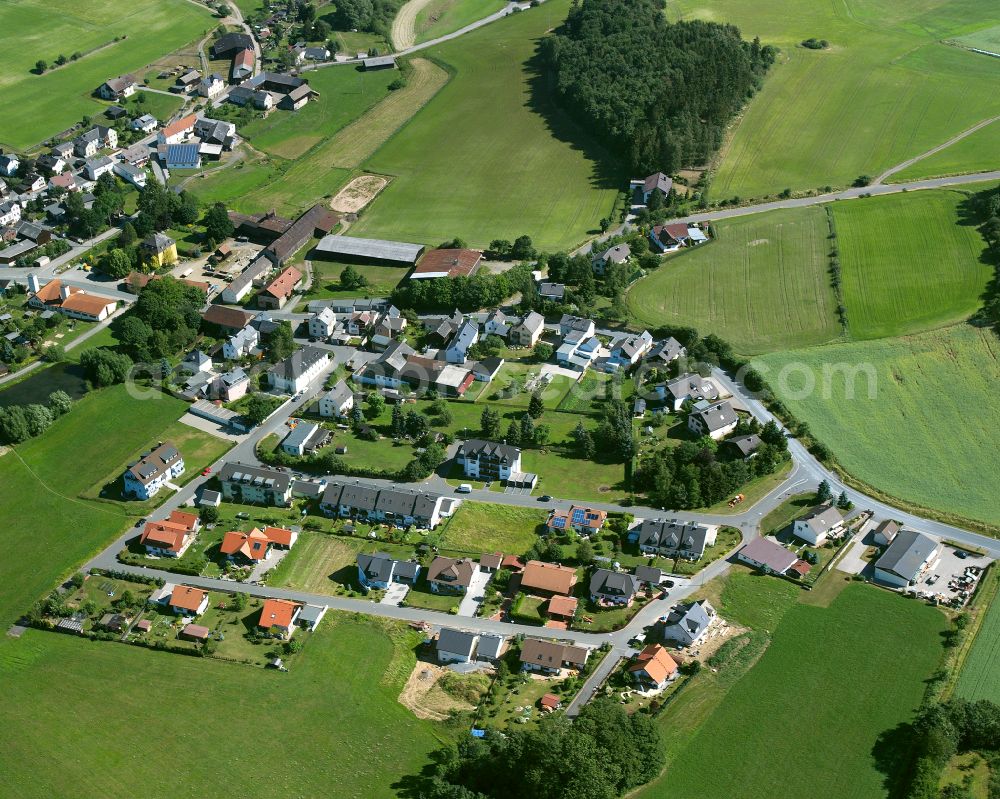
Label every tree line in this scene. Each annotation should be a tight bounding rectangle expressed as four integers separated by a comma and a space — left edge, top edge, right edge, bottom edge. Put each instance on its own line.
542, 0, 776, 175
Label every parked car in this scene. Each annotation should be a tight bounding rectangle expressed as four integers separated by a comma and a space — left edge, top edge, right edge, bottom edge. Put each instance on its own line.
538, 494, 552, 502
456, 483, 472, 493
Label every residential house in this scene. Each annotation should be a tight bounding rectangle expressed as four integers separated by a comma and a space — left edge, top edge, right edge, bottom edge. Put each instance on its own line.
258, 598, 302, 639
199, 73, 225, 99
455, 439, 521, 482
298, 604, 327, 631
140, 232, 178, 267
472, 357, 503, 383
520, 561, 578, 597
629, 519, 717, 560
231, 47, 256, 80
660, 373, 718, 411
227, 84, 271, 109
444, 319, 478, 363
213, 367, 250, 402
605, 330, 653, 371
98, 75, 136, 100
112, 161, 147, 188
320, 479, 449, 529
202, 304, 255, 333
629, 644, 679, 690
479, 553, 504, 573
482, 310, 510, 338
350, 341, 414, 390
436, 628, 479, 664
138, 510, 200, 557
546, 506, 607, 536
268, 346, 330, 394
736, 537, 799, 574
662, 600, 715, 647
476, 633, 508, 663
426, 556, 478, 594
194, 118, 237, 149
509, 311, 544, 347
123, 441, 185, 500
630, 172, 672, 205
793, 506, 845, 546
873, 520, 900, 546
169, 585, 209, 617
356, 552, 421, 591
723, 434, 762, 460
538, 282, 565, 302
0, 153, 20, 177
592, 242, 630, 275
157, 113, 197, 145
874, 530, 940, 588
559, 314, 595, 339
649, 223, 691, 253
308, 307, 336, 339
219, 462, 293, 506
258, 265, 301, 309
318, 380, 354, 418
280, 421, 329, 456
220, 255, 272, 303
634, 565, 665, 587
220, 525, 297, 563
127, 114, 156, 134
36, 154, 66, 175
399, 354, 476, 397
0, 201, 21, 227
556, 329, 600, 372
688, 400, 739, 440
84, 156, 114, 181
74, 126, 117, 157
589, 569, 637, 605
520, 638, 589, 674
174, 69, 201, 93
223, 324, 259, 359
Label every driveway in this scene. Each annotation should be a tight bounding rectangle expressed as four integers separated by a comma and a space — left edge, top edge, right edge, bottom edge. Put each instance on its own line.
457, 569, 492, 617
250, 548, 289, 582
381, 582, 410, 605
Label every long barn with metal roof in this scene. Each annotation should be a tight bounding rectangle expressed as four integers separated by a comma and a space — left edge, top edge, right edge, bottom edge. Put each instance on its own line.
314, 234, 425, 265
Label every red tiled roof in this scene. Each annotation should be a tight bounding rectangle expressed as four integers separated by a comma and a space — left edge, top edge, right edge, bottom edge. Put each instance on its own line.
263, 265, 302, 298
628, 644, 678, 684
258, 598, 301, 630
59, 293, 115, 317
412, 248, 482, 278
161, 113, 197, 138
521, 561, 578, 596
547, 595, 578, 619
170, 585, 208, 612
140, 520, 192, 553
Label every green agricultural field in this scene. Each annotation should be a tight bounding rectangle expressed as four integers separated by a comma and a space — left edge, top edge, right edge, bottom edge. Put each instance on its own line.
440, 502, 546, 554
0, 386, 212, 626
0, 617, 439, 798
637, 585, 947, 799
671, 0, 1000, 198
755, 325, 1000, 527
834, 190, 993, 339
627, 206, 841, 355
351, 0, 621, 250
890, 122, 1000, 181
953, 23, 1000, 56
956, 592, 1000, 703
239, 67, 400, 160
413, 0, 508, 43
0, 0, 212, 150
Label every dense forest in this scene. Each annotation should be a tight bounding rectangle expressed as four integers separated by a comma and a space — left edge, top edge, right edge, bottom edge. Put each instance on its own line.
542, 0, 776, 174
322, 0, 405, 39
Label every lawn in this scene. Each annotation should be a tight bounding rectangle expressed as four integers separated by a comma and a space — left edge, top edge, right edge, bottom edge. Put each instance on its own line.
268, 532, 367, 594
671, 0, 1000, 199
834, 190, 993, 339
0, 385, 201, 627
350, 0, 621, 251
307, 262, 410, 300
0, 616, 440, 798
953, 23, 1000, 56
956, 588, 1000, 703
239, 66, 400, 160
754, 325, 1000, 528
440, 502, 547, 555
0, 0, 212, 150
636, 584, 948, 799
627, 206, 842, 355
413, 0, 508, 43
891, 121, 1000, 181
759, 493, 815, 537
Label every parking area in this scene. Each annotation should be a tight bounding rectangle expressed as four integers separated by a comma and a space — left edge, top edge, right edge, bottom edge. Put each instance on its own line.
457, 569, 492, 617
914, 545, 991, 602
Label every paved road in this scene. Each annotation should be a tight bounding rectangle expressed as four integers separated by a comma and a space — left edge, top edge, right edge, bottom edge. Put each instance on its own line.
665, 170, 1000, 226
875, 115, 1000, 184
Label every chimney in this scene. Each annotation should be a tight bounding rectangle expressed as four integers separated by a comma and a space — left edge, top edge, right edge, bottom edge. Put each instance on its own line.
60, 283, 72, 300
27, 273, 40, 293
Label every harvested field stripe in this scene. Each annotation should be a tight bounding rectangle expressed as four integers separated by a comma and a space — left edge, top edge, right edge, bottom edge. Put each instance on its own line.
326, 58, 449, 169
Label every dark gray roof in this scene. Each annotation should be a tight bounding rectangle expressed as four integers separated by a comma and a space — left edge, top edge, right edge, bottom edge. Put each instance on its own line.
664, 372, 716, 402
458, 438, 520, 464
438, 627, 477, 657
634, 565, 663, 584
269, 346, 328, 382
357, 552, 395, 583
664, 600, 712, 639
725, 434, 762, 457
635, 519, 710, 554
219, 462, 290, 492
690, 400, 738, 432
589, 569, 636, 598
875, 530, 938, 580
797, 505, 843, 536
315, 234, 424, 264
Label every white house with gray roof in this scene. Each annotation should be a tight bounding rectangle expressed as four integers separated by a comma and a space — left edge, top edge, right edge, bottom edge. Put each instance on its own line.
662, 600, 714, 647
593, 242, 630, 275
629, 519, 717, 560
318, 380, 354, 418
793, 505, 845, 546
688, 400, 739, 440
510, 311, 544, 347
268, 346, 330, 394
437, 628, 479, 664
874, 530, 940, 588
589, 569, 638, 605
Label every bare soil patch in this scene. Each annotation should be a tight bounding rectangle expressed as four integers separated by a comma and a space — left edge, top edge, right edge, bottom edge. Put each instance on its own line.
330, 174, 391, 213
398, 661, 481, 720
